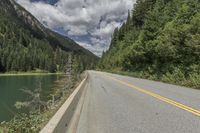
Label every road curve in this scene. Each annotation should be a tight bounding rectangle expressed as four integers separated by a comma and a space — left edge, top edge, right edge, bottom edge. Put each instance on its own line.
76, 71, 200, 133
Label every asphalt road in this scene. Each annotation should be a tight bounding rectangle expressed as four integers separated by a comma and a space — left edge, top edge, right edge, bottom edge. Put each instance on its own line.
76, 71, 200, 133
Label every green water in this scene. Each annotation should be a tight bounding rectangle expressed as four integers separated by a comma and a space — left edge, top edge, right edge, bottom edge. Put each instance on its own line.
0, 75, 63, 122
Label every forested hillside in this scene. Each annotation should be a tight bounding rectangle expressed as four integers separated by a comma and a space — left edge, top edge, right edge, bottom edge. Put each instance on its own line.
99, 0, 200, 88
0, 0, 97, 73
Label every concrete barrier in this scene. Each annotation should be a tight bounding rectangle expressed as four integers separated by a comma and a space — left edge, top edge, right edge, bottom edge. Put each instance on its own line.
40, 73, 88, 133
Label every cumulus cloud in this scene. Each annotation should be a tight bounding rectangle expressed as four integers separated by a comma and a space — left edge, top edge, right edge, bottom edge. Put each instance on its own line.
16, 0, 134, 56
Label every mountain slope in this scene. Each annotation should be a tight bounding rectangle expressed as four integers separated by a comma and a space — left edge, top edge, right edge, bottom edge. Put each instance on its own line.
0, 0, 97, 72
99, 0, 200, 89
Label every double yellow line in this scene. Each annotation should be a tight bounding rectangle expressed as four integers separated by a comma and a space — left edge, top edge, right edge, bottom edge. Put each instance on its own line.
107, 75, 200, 117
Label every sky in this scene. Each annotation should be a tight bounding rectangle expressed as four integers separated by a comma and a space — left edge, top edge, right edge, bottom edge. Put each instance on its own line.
15, 0, 134, 56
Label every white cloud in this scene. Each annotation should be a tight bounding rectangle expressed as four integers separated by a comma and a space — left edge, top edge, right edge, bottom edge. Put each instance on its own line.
16, 0, 135, 56
92, 21, 121, 40
77, 41, 108, 57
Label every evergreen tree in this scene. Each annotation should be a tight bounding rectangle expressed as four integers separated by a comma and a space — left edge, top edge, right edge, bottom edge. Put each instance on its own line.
99, 0, 200, 89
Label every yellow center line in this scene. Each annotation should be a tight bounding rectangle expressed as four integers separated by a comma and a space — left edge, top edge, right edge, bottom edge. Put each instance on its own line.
107, 75, 200, 117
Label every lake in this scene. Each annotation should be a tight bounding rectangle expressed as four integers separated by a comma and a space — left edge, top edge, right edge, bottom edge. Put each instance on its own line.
0, 74, 64, 122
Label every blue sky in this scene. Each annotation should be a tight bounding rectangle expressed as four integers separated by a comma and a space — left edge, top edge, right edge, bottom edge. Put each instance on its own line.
16, 0, 134, 56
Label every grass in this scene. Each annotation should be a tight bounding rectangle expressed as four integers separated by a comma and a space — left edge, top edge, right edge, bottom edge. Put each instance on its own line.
0, 128, 3, 133
0, 70, 64, 77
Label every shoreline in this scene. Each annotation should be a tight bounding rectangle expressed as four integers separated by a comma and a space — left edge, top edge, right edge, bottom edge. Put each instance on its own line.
0, 72, 65, 77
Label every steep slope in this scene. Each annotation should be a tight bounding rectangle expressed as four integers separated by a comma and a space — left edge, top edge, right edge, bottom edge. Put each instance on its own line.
0, 0, 97, 72
99, 0, 200, 89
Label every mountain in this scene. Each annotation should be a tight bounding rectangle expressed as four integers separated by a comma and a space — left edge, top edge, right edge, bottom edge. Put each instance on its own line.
30, 0, 59, 5
0, 0, 97, 72
99, 0, 200, 89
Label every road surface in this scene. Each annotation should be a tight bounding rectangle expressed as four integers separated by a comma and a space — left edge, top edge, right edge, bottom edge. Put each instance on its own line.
76, 71, 200, 133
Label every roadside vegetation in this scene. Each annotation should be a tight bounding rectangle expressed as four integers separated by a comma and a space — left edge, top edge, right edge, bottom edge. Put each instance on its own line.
0, 69, 64, 77
106, 70, 200, 89
98, 0, 200, 89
